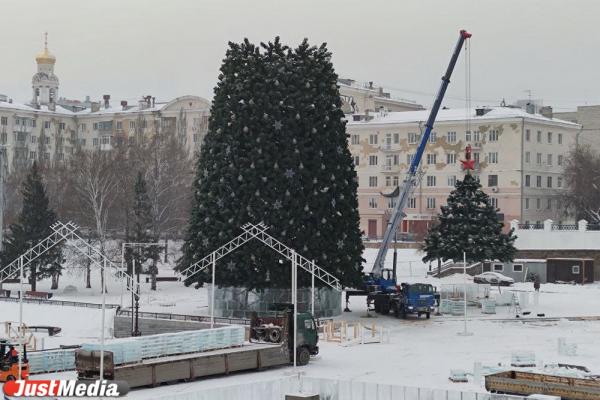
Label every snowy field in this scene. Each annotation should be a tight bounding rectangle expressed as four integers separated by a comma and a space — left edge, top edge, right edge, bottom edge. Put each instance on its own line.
1, 247, 600, 396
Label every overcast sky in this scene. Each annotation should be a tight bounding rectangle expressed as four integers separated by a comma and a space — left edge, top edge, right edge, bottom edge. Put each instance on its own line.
2, 0, 599, 111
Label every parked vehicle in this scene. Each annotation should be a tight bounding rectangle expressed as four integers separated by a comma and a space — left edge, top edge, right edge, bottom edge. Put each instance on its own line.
486, 370, 600, 399
370, 281, 436, 319
75, 305, 318, 388
0, 340, 29, 382
474, 272, 514, 286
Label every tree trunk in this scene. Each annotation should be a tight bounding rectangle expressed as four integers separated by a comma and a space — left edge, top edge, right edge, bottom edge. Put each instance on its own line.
30, 265, 37, 292
150, 259, 157, 291
86, 238, 92, 289
163, 237, 168, 263
437, 259, 441, 277
51, 272, 59, 290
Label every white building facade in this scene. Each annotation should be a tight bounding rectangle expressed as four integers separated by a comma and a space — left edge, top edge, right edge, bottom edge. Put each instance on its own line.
0, 39, 211, 172
347, 107, 581, 240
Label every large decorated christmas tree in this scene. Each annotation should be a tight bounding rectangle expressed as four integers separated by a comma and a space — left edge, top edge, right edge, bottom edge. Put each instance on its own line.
422, 146, 517, 264
177, 38, 364, 290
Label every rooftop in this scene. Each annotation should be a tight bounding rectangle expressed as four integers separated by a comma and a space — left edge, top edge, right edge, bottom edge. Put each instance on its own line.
347, 107, 580, 127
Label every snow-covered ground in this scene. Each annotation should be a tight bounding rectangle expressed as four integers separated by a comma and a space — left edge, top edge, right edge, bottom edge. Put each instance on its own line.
2, 247, 600, 396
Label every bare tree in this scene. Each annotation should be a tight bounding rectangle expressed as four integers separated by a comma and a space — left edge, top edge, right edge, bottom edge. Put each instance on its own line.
562, 145, 600, 223
71, 149, 119, 291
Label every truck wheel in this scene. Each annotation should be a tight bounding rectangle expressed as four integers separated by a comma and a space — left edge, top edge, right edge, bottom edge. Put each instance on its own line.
426, 312, 431, 319
400, 307, 407, 319
297, 347, 310, 366
6, 375, 15, 381
380, 305, 390, 315
393, 304, 400, 318
268, 328, 282, 343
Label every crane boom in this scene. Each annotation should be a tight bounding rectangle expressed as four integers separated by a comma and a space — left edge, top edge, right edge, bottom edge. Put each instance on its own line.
371, 30, 472, 277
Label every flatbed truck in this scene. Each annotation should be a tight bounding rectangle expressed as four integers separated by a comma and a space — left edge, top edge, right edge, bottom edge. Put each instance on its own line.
75, 306, 318, 388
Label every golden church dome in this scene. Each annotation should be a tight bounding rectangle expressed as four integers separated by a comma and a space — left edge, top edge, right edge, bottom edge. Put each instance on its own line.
36, 33, 56, 64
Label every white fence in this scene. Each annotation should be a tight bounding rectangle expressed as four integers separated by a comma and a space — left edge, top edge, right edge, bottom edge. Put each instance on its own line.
511, 219, 600, 250
151, 375, 526, 400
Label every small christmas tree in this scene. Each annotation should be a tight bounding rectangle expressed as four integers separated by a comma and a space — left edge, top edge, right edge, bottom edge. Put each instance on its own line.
422, 153, 517, 264
131, 172, 159, 287
0, 162, 62, 290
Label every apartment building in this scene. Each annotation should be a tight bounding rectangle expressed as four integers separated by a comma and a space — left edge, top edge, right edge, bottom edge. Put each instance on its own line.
347, 107, 581, 239
0, 38, 210, 172
338, 79, 424, 114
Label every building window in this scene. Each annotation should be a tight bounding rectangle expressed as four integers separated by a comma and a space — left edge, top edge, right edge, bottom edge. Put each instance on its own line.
558, 133, 563, 144
369, 134, 378, 145
558, 155, 563, 166
57, 152, 64, 160
368, 197, 378, 208
393, 176, 399, 187
525, 152, 530, 163
116, 121, 123, 130
525, 198, 530, 209
93, 123, 98, 130
369, 176, 378, 187
29, 151, 36, 159
537, 130, 542, 143
59, 122, 66, 130
557, 177, 562, 188
408, 132, 418, 144
536, 175, 542, 188
488, 174, 498, 187
473, 152, 480, 163
547, 154, 553, 165
408, 197, 416, 208
407, 153, 415, 165
525, 175, 531, 187
129, 121, 136, 130
465, 130, 472, 142
427, 153, 436, 165
429, 132, 437, 144
31, 136, 37, 144
473, 131, 481, 142
92, 138, 99, 146
547, 198, 552, 209
572, 265, 580, 274
426, 197, 436, 209
488, 130, 499, 142
536, 198, 541, 209
447, 153, 456, 164
488, 152, 498, 164
547, 132, 552, 143
351, 134, 359, 145
448, 175, 456, 187
525, 129, 530, 141
0, 133, 6, 144
393, 133, 400, 144
79, 138, 86, 146
447, 131, 457, 143
536, 153, 542, 164
426, 176, 436, 187
353, 156, 360, 166
369, 155, 378, 166
387, 197, 397, 209
493, 264, 504, 272
44, 121, 51, 129
45, 136, 50, 144
547, 176, 553, 188
513, 264, 523, 272
0, 117, 7, 125
385, 176, 391, 187
490, 197, 498, 208
79, 123, 86, 132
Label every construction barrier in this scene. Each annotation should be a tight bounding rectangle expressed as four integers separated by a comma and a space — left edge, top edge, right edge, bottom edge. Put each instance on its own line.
149, 375, 528, 400
321, 320, 389, 346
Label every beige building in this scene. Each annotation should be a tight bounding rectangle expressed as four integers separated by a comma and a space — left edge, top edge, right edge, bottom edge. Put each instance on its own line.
0, 39, 210, 172
554, 105, 600, 148
338, 79, 423, 114
347, 107, 581, 240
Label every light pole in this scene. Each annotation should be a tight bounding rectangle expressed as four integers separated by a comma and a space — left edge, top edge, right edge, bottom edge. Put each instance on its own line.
291, 250, 297, 370
120, 241, 162, 336
18, 255, 23, 379
458, 250, 473, 336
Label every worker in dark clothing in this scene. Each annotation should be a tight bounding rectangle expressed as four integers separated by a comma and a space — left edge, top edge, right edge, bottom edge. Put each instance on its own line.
7, 346, 18, 364
533, 275, 541, 292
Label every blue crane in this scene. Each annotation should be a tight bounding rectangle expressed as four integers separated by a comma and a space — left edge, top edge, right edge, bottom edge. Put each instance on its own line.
345, 30, 472, 316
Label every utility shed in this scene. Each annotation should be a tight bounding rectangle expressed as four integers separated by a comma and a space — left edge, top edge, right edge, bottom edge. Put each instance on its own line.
483, 260, 547, 283
546, 258, 594, 284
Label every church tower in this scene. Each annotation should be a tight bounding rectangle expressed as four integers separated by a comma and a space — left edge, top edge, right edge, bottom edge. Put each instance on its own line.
32, 32, 59, 106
